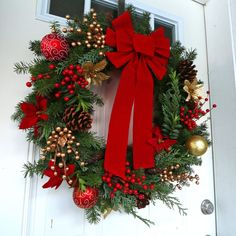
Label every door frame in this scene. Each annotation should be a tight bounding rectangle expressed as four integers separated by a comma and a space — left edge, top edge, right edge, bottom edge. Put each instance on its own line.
204, 0, 236, 235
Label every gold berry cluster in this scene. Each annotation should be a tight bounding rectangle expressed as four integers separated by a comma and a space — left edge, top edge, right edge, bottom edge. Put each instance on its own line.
62, 9, 105, 56
159, 164, 200, 190
41, 127, 85, 170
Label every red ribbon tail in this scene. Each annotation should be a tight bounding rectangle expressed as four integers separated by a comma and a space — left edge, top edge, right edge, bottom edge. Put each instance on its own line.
104, 62, 136, 178
133, 61, 154, 169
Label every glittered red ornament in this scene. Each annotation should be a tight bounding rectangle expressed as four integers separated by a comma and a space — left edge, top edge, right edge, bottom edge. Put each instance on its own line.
40, 33, 69, 61
73, 187, 98, 209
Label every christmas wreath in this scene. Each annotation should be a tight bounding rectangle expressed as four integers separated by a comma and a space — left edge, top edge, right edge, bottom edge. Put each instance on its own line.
12, 8, 216, 225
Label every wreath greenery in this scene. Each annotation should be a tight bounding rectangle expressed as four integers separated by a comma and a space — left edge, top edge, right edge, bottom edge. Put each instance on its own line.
12, 7, 215, 226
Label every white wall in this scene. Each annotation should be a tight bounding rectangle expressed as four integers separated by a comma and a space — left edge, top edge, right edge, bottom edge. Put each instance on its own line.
0, 0, 49, 235
205, 0, 236, 235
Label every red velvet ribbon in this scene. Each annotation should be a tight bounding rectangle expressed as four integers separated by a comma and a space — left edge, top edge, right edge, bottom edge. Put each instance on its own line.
104, 11, 170, 178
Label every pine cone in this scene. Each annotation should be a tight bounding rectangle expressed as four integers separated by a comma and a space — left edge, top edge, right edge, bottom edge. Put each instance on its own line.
63, 106, 93, 131
178, 60, 197, 82
137, 194, 151, 209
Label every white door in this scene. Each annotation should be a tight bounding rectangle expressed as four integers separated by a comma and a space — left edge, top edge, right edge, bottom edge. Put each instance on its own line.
0, 0, 216, 236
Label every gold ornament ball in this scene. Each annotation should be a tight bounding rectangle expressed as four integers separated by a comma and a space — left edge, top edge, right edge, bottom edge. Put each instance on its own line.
186, 135, 208, 156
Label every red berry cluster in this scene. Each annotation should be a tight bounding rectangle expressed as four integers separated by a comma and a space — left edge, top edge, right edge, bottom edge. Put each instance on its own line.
180, 92, 217, 130
54, 64, 89, 102
26, 64, 55, 88
102, 162, 155, 201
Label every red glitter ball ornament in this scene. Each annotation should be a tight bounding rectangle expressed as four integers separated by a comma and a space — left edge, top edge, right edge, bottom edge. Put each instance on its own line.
73, 187, 99, 209
40, 33, 69, 61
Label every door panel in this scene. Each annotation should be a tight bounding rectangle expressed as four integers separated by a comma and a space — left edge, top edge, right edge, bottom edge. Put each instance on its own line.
0, 0, 216, 235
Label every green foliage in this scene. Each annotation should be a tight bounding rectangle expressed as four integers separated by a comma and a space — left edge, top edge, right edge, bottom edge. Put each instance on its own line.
161, 71, 182, 139
29, 40, 42, 56
169, 41, 197, 71
126, 5, 152, 34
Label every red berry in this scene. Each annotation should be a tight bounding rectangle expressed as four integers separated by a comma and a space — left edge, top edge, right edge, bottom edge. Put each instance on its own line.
102, 176, 106, 181
124, 183, 129, 188
180, 107, 185, 111
131, 178, 135, 183
128, 190, 133, 194
207, 90, 210, 94
150, 184, 155, 190
68, 70, 74, 76
69, 65, 74, 70
106, 177, 111, 183
138, 194, 144, 200
206, 109, 210, 113
61, 81, 66, 86
64, 97, 69, 102
143, 185, 148, 190
78, 69, 83, 74
54, 83, 60, 88
64, 76, 70, 82
37, 74, 43, 79
67, 85, 73, 90
31, 77, 36, 82
76, 65, 81, 70
126, 169, 131, 174
133, 190, 138, 195
49, 64, 55, 70
108, 183, 112, 187
205, 98, 209, 102
26, 82, 32, 87
110, 193, 115, 198
141, 175, 146, 180
125, 162, 130, 166
213, 104, 217, 108
55, 93, 60, 98
72, 74, 79, 81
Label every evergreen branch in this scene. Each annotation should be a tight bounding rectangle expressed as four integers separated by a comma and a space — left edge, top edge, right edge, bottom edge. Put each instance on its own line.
130, 210, 154, 227
50, 21, 61, 34
85, 206, 101, 224
29, 40, 42, 56
33, 78, 57, 96
23, 161, 46, 178
14, 61, 31, 74
161, 71, 182, 139
157, 193, 187, 216
78, 47, 112, 65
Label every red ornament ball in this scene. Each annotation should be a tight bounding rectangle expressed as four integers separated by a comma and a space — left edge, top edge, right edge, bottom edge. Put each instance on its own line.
73, 187, 99, 209
40, 33, 69, 61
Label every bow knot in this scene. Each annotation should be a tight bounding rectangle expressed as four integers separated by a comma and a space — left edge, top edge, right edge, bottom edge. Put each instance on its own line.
104, 11, 170, 178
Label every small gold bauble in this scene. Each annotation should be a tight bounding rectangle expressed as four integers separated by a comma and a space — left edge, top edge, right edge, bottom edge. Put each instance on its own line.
77, 28, 82, 33
71, 42, 77, 47
56, 127, 61, 132
58, 162, 63, 168
61, 153, 66, 158
62, 28, 67, 33
186, 135, 208, 156
65, 15, 70, 20
40, 156, 46, 160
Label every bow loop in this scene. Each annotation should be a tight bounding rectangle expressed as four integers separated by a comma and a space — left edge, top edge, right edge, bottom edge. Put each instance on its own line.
133, 34, 155, 56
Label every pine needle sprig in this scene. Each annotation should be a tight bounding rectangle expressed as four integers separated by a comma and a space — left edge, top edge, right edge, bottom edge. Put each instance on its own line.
23, 160, 46, 178
161, 70, 182, 139
29, 40, 42, 56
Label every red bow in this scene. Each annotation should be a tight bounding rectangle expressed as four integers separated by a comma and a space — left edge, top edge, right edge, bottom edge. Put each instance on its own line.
19, 96, 48, 135
104, 12, 170, 178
